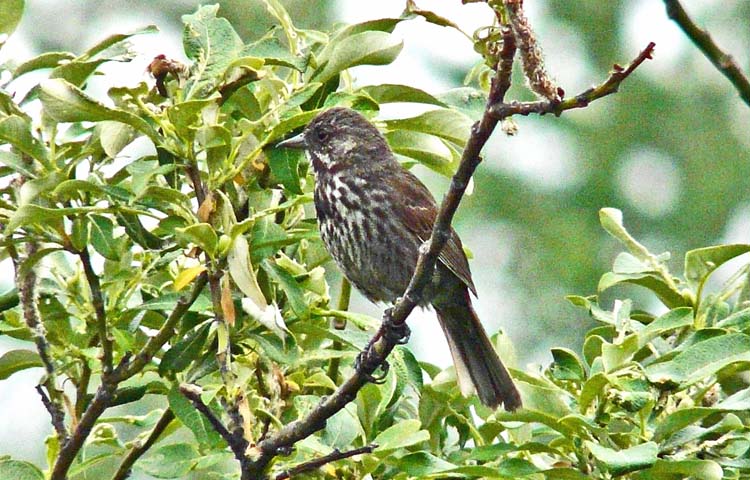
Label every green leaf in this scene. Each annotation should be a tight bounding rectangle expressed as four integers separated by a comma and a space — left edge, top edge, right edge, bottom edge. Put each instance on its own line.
579, 372, 609, 413
39, 79, 157, 139
167, 385, 223, 449
280, 82, 323, 112
639, 307, 693, 347
98, 121, 135, 157
51, 179, 105, 201
322, 404, 363, 449
0, 459, 43, 480
243, 37, 307, 71
81, 25, 158, 60
386, 130, 456, 176
648, 459, 723, 480
266, 146, 303, 194
266, 109, 320, 144
601, 334, 639, 372
13, 52, 75, 77
0, 0, 24, 36
0, 115, 50, 166
7, 205, 87, 231
436, 87, 488, 121
261, 259, 309, 320
385, 108, 473, 146
182, 4, 244, 99
645, 333, 750, 386
654, 387, 750, 441
395, 451, 457, 476
391, 345, 423, 389
116, 212, 164, 249
175, 223, 218, 257
89, 214, 120, 261
160, 323, 211, 376
598, 271, 686, 309
358, 84, 445, 106
138, 292, 212, 313
550, 347, 586, 381
0, 150, 34, 177
599, 208, 656, 263
0, 349, 43, 380
312, 30, 403, 83
137, 443, 199, 478
585, 441, 658, 476
373, 419, 428, 453
684, 244, 750, 290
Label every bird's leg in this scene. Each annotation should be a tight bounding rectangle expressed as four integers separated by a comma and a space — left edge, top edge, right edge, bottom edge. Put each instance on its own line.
353, 307, 410, 384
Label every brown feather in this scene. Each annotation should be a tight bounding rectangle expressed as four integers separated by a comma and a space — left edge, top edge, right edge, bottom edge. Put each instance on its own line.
391, 170, 477, 295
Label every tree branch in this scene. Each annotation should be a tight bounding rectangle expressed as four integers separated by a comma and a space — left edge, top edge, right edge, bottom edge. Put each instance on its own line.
664, 0, 750, 106
79, 248, 113, 376
180, 384, 248, 460
10, 241, 68, 443
489, 42, 656, 119
112, 408, 176, 480
114, 272, 208, 381
274, 444, 377, 480
50, 378, 118, 480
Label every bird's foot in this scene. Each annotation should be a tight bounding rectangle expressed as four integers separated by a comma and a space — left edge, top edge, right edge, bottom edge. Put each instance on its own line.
354, 351, 390, 384
382, 313, 411, 345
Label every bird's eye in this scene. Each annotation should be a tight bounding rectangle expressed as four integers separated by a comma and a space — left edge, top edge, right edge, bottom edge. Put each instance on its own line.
316, 130, 329, 142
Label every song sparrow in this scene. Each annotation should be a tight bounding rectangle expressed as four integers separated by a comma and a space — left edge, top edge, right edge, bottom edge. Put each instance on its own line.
277, 107, 521, 411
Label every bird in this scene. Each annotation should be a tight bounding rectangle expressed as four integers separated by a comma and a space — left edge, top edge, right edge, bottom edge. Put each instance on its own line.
277, 107, 521, 411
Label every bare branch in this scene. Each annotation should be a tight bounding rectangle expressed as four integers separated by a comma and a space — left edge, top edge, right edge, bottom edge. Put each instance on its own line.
180, 384, 248, 460
112, 408, 175, 480
9, 240, 68, 443
274, 444, 378, 480
489, 42, 656, 119
51, 382, 116, 480
35, 385, 67, 442
664, 0, 750, 106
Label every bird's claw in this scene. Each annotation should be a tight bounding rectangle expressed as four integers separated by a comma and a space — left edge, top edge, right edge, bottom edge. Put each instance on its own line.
354, 351, 390, 384
384, 319, 411, 345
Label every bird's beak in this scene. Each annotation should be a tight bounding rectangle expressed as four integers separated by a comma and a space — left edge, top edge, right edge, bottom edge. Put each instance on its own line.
276, 132, 306, 149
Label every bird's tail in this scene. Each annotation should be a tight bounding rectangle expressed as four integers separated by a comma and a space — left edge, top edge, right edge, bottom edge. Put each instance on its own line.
434, 290, 522, 411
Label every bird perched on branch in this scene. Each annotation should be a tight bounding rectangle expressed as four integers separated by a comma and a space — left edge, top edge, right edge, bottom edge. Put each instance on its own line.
277, 107, 521, 411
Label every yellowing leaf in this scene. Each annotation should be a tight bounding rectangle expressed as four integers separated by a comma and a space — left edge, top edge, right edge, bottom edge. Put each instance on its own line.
173, 265, 207, 291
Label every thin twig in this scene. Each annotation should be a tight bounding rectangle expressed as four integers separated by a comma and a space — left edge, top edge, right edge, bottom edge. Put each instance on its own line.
79, 248, 113, 376
274, 444, 378, 480
489, 42, 656, 119
10, 241, 68, 443
112, 408, 176, 480
35, 385, 67, 441
180, 384, 248, 460
50, 377, 119, 480
114, 272, 208, 381
664, 0, 750, 106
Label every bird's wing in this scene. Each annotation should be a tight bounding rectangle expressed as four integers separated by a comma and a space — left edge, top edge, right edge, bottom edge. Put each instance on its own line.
391, 170, 477, 296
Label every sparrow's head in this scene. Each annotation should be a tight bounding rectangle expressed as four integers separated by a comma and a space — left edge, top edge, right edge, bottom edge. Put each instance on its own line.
276, 107, 393, 174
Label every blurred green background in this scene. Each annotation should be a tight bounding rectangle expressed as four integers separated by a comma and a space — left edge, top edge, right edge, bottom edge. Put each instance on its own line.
1, 0, 748, 470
